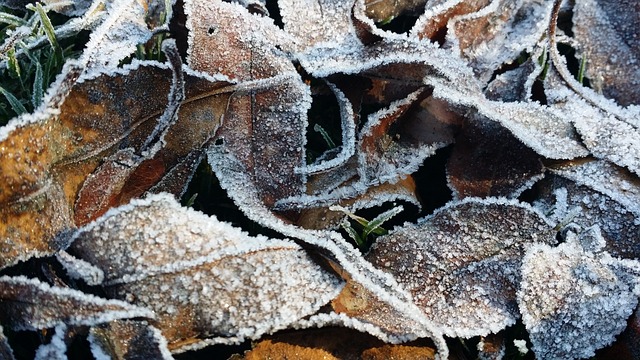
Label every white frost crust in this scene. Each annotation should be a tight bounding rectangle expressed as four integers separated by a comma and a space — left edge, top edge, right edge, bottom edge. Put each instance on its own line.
34, 324, 67, 360
550, 160, 640, 218
0, 275, 155, 330
518, 230, 640, 359
56, 251, 105, 286
299, 82, 357, 174
206, 149, 449, 358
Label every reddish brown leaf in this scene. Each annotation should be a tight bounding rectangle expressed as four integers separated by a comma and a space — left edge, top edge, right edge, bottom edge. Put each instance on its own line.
447, 115, 544, 199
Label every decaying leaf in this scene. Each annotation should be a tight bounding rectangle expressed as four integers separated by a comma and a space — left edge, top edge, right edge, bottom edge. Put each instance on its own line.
33, 324, 70, 360
0, 275, 154, 331
447, 114, 544, 199
70, 193, 343, 351
534, 164, 640, 260
573, 0, 640, 106
0, 325, 16, 360
89, 320, 173, 360
186, 0, 310, 208
518, 228, 640, 359
367, 197, 556, 337
0, 57, 234, 269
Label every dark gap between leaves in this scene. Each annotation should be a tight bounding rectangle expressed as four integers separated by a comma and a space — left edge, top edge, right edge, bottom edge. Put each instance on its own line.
265, 0, 284, 29
413, 146, 454, 217
180, 159, 284, 240
376, 14, 421, 35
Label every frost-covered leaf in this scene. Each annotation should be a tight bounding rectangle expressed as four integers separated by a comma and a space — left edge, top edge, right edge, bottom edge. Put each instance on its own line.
545, 75, 640, 176
518, 228, 640, 359
365, 0, 427, 23
186, 0, 309, 208
427, 74, 589, 160
79, 0, 169, 70
534, 169, 640, 260
366, 197, 556, 337
0, 275, 154, 331
447, 115, 544, 199
89, 320, 173, 360
359, 89, 457, 185
279, 0, 362, 52
440, 0, 554, 83
0, 61, 233, 268
573, 0, 640, 106
0, 325, 16, 360
70, 193, 342, 351
34, 324, 69, 360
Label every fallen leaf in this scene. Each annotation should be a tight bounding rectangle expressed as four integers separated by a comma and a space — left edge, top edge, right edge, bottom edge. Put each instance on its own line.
70, 193, 343, 351
89, 320, 173, 360
518, 228, 640, 359
366, 197, 556, 337
573, 0, 640, 106
447, 114, 544, 199
0, 275, 154, 331
186, 0, 310, 208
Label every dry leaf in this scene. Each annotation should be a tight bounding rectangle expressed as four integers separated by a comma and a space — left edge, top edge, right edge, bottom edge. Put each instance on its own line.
518, 228, 640, 359
367, 197, 556, 337
70, 193, 342, 351
0, 325, 16, 360
89, 320, 173, 360
447, 114, 544, 199
0, 275, 154, 331
573, 0, 640, 106
186, 0, 310, 208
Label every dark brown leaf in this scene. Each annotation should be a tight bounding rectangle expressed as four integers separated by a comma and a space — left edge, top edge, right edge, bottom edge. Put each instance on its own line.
447, 115, 544, 199
89, 320, 173, 360
0, 275, 154, 331
366, 197, 556, 337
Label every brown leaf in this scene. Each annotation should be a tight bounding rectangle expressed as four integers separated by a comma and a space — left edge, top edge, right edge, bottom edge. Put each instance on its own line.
70, 194, 342, 351
89, 320, 173, 360
364, 0, 427, 23
0, 275, 154, 331
447, 114, 544, 199
239, 327, 435, 360
186, 0, 309, 208
0, 59, 233, 268
534, 168, 640, 260
366, 197, 556, 337
573, 0, 640, 106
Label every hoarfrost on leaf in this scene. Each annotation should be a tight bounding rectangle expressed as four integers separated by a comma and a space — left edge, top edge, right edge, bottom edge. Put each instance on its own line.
70, 193, 343, 351
518, 228, 640, 359
367, 197, 556, 337
0, 275, 154, 331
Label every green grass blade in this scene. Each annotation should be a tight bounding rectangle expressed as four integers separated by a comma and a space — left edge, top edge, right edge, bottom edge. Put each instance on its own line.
0, 11, 27, 27
362, 205, 403, 238
35, 3, 62, 61
578, 55, 587, 85
31, 61, 43, 108
340, 220, 364, 247
314, 123, 336, 149
0, 85, 27, 115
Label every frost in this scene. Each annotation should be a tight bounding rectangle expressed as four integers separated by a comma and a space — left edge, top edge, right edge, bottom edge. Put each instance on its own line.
573, 0, 640, 106
34, 324, 68, 360
366, 197, 556, 337
0, 325, 15, 360
518, 229, 640, 359
534, 173, 640, 260
0, 275, 154, 331
513, 339, 528, 355
70, 193, 343, 349
279, 0, 362, 52
89, 320, 174, 360
206, 151, 449, 357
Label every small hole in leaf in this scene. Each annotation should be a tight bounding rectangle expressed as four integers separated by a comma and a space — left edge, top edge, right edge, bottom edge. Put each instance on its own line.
207, 26, 217, 36
214, 138, 224, 146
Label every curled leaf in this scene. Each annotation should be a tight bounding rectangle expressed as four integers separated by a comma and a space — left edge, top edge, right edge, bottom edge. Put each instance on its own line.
367, 197, 556, 337
71, 193, 343, 351
0, 275, 154, 331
